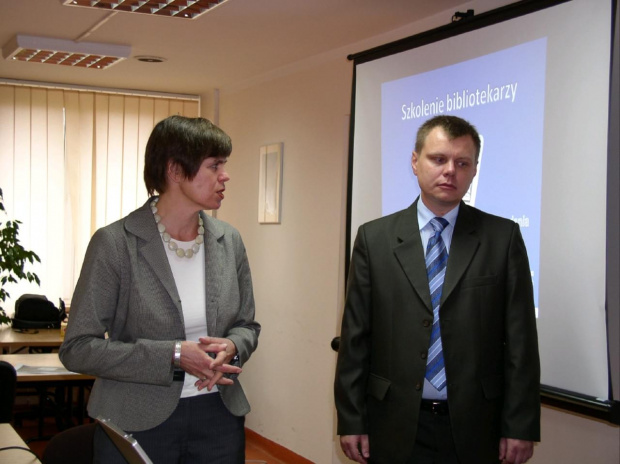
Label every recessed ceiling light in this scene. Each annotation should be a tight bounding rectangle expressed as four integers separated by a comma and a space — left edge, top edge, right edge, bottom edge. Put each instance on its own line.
62, 0, 231, 20
2, 34, 130, 69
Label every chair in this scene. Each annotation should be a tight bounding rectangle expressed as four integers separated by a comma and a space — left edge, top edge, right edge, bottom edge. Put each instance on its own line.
42, 422, 97, 464
0, 360, 17, 422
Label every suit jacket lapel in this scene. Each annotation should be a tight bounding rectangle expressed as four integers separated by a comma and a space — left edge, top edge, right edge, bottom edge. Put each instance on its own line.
124, 202, 226, 336
393, 201, 434, 313
392, 201, 481, 313
202, 212, 224, 337
125, 199, 182, 315
442, 203, 480, 305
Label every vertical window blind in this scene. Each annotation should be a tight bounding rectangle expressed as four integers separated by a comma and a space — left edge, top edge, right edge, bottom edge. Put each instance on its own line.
0, 82, 199, 312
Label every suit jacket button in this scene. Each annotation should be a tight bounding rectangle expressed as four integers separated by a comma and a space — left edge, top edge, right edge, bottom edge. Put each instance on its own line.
420, 352, 427, 360
423, 320, 431, 327
415, 382, 422, 391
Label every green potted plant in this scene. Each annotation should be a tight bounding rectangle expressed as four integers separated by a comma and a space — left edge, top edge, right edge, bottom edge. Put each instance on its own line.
0, 187, 40, 325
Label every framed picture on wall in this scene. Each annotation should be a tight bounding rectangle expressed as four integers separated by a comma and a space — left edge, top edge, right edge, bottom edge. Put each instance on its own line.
258, 143, 283, 224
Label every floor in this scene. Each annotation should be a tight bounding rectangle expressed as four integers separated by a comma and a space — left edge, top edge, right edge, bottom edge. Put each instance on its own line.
12, 415, 292, 464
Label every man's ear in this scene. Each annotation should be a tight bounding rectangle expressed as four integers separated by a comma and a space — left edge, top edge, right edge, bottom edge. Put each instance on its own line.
411, 151, 419, 176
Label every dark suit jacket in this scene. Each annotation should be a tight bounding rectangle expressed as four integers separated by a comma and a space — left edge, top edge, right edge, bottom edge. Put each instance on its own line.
335, 200, 540, 464
60, 199, 260, 432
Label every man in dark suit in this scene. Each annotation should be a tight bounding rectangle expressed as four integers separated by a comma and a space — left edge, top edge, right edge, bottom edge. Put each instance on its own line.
335, 115, 540, 464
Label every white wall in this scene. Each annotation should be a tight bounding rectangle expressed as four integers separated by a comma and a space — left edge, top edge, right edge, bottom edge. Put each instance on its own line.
214, 1, 620, 463
217, 58, 351, 462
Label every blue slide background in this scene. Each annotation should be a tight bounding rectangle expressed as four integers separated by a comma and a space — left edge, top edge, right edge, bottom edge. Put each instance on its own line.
381, 38, 547, 309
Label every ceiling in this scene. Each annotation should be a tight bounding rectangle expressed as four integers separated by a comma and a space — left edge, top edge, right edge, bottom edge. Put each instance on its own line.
0, 0, 468, 96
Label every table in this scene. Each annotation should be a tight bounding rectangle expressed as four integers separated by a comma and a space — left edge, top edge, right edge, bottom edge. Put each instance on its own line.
0, 423, 41, 463
0, 353, 94, 381
0, 326, 64, 354
0, 353, 95, 441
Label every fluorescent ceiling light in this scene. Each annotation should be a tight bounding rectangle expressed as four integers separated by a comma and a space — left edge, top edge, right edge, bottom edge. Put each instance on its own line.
2, 35, 131, 69
62, 0, 230, 19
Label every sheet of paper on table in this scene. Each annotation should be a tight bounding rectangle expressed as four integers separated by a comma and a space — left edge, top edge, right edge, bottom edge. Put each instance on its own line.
15, 364, 79, 375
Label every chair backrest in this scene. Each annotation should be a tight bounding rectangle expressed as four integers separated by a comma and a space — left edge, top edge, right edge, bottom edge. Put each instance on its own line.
0, 360, 17, 423
42, 422, 97, 464
96, 417, 153, 464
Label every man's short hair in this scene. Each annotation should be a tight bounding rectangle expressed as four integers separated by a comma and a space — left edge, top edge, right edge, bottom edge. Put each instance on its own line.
144, 115, 232, 195
415, 115, 481, 160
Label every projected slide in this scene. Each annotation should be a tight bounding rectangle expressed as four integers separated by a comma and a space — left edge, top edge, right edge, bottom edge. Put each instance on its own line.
380, 38, 547, 311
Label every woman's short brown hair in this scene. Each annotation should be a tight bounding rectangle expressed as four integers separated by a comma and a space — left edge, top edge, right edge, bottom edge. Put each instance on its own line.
144, 115, 232, 195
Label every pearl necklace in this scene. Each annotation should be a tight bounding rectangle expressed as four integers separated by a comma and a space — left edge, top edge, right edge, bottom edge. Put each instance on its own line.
150, 198, 204, 258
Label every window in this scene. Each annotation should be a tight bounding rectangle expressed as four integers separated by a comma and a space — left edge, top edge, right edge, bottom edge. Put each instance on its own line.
0, 82, 199, 311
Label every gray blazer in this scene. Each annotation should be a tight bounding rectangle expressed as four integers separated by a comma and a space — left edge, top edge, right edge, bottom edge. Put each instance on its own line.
59, 199, 260, 432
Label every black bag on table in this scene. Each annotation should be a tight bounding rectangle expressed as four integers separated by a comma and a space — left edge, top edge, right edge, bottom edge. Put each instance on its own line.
12, 294, 66, 329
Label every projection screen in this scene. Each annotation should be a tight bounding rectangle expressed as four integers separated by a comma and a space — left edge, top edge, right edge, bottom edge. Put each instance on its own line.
346, 0, 618, 418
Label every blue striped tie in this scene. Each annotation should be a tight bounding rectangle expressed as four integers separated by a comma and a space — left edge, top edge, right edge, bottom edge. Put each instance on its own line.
425, 217, 449, 391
